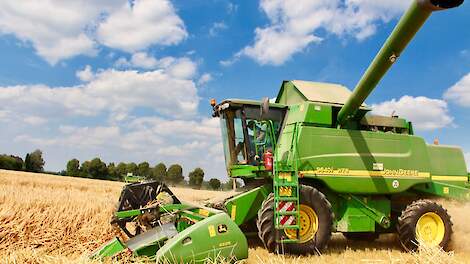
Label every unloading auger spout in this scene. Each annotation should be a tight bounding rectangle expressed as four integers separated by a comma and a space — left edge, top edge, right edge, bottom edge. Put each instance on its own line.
336, 0, 464, 125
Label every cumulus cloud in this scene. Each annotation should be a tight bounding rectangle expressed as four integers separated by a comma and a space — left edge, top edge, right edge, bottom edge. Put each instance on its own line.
0, 0, 186, 64
209, 22, 228, 37
115, 53, 197, 80
465, 153, 470, 168
443, 73, 470, 107
0, 59, 199, 123
1, 59, 226, 178
97, 0, 187, 52
371, 95, 453, 131
197, 73, 213, 86
238, 0, 409, 65
76, 65, 94, 82
129, 52, 159, 69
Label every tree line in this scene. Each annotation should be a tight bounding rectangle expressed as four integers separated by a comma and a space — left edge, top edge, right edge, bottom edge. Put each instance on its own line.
64, 158, 227, 190
0, 149, 45, 173
64, 157, 231, 190
0, 149, 232, 190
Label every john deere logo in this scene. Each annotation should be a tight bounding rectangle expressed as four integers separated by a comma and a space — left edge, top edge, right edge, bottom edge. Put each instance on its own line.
217, 224, 228, 233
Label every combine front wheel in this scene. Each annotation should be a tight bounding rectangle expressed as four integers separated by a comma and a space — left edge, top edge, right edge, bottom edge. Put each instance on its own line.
397, 200, 453, 251
257, 185, 333, 254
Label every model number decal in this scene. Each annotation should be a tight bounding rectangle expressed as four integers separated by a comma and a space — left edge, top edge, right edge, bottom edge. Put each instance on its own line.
308, 167, 422, 177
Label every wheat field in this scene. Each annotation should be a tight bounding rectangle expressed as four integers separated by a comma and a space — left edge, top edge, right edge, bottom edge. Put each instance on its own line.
1, 169, 469, 264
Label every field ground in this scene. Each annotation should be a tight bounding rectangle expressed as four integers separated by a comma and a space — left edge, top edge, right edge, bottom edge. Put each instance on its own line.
1, 170, 469, 264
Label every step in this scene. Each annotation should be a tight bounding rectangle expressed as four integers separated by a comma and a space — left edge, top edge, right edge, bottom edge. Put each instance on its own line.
276, 211, 298, 216
274, 183, 299, 187
277, 238, 300, 244
275, 224, 300, 230
276, 197, 299, 202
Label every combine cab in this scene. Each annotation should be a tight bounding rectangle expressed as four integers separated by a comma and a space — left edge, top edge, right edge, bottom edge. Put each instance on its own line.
92, 0, 468, 262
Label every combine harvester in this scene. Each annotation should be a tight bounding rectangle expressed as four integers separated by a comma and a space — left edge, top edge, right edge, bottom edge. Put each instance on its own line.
92, 0, 469, 262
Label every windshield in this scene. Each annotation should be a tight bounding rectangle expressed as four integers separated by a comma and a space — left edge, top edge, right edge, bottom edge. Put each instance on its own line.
220, 109, 248, 168
219, 105, 285, 168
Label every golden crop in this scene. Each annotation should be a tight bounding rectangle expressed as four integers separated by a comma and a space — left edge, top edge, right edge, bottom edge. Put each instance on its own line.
1, 169, 469, 263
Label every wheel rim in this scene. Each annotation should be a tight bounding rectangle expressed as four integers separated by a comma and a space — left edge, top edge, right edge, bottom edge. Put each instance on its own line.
284, 204, 318, 243
415, 212, 445, 246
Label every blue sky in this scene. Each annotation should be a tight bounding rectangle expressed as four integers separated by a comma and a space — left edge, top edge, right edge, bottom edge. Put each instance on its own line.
0, 0, 469, 180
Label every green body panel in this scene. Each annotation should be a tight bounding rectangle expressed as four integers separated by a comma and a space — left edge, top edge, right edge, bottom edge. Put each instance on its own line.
90, 237, 126, 259
427, 145, 468, 179
276, 81, 307, 105
229, 164, 267, 178
155, 213, 248, 263
413, 182, 470, 200
224, 185, 271, 225
286, 103, 332, 126
277, 125, 436, 194
335, 195, 391, 232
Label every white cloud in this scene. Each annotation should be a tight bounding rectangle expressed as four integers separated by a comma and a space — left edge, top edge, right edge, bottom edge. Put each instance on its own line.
23, 116, 47, 126
227, 3, 238, 14
130, 52, 159, 69
238, 0, 409, 65
97, 0, 187, 52
0, 59, 199, 122
371, 95, 453, 131
444, 73, 470, 107
0, 0, 187, 64
197, 73, 213, 86
465, 153, 470, 168
0, 1, 120, 64
76, 65, 94, 82
114, 54, 197, 80
209, 22, 228, 37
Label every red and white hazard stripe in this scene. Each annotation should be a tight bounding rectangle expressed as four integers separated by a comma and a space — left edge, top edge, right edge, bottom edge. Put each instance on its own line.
277, 201, 296, 226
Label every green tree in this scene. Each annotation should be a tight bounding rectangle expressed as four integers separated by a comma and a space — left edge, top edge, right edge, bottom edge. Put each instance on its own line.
127, 162, 138, 176
116, 162, 128, 180
87, 158, 108, 179
167, 164, 184, 185
80, 160, 91, 177
108, 162, 117, 179
0, 155, 24, 171
208, 178, 221, 190
152, 163, 167, 181
66, 159, 80, 176
24, 149, 45, 172
188, 168, 204, 189
138, 162, 151, 178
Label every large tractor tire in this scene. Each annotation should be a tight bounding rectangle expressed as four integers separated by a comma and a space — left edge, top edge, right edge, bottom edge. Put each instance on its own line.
397, 200, 453, 251
256, 185, 333, 254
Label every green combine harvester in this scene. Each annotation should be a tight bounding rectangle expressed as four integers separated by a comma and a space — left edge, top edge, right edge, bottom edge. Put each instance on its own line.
92, 0, 469, 262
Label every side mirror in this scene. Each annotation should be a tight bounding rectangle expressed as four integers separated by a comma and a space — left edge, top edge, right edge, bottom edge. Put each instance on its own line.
260, 97, 269, 119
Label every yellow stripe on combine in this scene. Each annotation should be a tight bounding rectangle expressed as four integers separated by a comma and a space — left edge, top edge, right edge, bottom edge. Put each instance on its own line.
431, 176, 468, 182
300, 168, 430, 178
300, 169, 469, 182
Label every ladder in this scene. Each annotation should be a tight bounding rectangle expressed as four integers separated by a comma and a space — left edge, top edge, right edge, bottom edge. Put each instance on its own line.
273, 123, 301, 244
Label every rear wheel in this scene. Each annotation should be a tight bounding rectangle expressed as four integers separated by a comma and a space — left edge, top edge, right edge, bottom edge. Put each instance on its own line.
397, 200, 453, 251
256, 185, 333, 254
